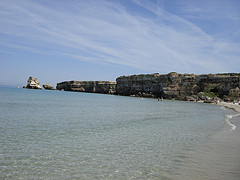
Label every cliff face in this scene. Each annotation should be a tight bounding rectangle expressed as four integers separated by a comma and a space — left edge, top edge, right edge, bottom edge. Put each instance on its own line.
56, 81, 116, 94
116, 73, 163, 98
116, 73, 240, 100
55, 73, 239, 101
196, 74, 240, 97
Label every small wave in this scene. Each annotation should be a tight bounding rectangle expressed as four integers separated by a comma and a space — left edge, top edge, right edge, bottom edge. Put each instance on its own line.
225, 114, 236, 130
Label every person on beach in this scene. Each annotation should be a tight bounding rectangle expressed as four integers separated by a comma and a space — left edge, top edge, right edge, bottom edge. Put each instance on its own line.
214, 97, 218, 104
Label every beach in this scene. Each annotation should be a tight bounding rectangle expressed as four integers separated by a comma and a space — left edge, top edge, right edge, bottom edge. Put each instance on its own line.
170, 101, 240, 180
217, 101, 240, 113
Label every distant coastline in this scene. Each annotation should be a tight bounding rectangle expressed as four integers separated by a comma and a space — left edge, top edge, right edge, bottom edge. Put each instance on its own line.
56, 72, 240, 103
21, 72, 240, 104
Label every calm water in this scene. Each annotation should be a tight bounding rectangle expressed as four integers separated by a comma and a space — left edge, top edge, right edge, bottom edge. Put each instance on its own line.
0, 87, 235, 179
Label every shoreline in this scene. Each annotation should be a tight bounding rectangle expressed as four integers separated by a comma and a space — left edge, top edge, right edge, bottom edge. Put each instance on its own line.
170, 101, 240, 180
217, 101, 240, 113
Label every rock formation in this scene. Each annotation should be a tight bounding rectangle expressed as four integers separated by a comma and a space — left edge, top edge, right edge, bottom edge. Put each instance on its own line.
56, 81, 116, 94
55, 73, 239, 102
24, 77, 42, 89
43, 83, 55, 90
229, 87, 240, 101
116, 73, 240, 101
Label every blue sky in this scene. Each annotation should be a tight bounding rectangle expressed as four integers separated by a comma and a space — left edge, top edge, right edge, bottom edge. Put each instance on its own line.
0, 0, 240, 87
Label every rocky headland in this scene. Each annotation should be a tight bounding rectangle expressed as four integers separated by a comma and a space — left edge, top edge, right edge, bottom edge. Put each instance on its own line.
116, 72, 240, 102
56, 81, 116, 94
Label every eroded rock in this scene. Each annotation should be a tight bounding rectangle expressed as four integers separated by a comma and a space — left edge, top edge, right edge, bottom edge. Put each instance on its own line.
43, 83, 55, 90
24, 77, 42, 89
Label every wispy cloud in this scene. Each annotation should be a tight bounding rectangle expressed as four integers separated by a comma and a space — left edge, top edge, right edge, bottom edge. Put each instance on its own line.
0, 0, 239, 74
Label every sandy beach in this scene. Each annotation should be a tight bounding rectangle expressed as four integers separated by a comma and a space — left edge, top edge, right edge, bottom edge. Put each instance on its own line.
217, 101, 240, 113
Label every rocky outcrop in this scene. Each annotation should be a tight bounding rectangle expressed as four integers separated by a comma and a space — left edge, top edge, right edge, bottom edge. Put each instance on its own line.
56, 81, 116, 94
116, 73, 240, 101
229, 87, 240, 101
23, 77, 42, 89
116, 73, 163, 98
43, 83, 55, 90
41, 72, 239, 102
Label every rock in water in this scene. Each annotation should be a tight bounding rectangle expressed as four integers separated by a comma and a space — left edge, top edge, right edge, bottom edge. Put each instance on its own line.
43, 83, 55, 90
24, 77, 42, 89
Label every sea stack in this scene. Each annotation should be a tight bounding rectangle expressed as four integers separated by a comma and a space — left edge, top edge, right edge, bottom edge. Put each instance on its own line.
43, 83, 55, 90
23, 77, 42, 89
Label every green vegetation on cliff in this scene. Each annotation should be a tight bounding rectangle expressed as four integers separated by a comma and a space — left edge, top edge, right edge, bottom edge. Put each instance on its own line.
202, 92, 217, 98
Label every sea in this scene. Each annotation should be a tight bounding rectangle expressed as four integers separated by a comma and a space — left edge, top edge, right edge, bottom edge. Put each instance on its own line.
0, 86, 239, 180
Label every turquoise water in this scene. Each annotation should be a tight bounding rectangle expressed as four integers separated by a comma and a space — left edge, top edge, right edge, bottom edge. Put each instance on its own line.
0, 87, 230, 179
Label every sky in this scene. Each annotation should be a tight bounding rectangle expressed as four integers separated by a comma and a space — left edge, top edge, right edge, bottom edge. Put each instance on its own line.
0, 0, 240, 87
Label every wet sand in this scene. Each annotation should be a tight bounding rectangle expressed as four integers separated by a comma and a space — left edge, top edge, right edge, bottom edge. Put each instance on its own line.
217, 101, 240, 113
170, 102, 240, 180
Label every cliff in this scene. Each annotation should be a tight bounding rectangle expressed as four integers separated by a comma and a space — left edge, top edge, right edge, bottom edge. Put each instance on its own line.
116, 73, 240, 101
55, 73, 239, 101
56, 81, 116, 94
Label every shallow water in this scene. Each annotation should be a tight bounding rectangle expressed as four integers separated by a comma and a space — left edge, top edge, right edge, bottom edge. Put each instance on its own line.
170, 112, 240, 180
0, 87, 237, 179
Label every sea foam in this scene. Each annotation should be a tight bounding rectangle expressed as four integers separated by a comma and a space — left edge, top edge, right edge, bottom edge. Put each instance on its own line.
224, 113, 240, 131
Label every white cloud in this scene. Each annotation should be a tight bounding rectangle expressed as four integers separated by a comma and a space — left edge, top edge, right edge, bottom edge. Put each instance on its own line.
0, 0, 239, 74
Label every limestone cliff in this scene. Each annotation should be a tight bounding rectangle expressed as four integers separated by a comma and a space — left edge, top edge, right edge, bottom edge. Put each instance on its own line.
56, 81, 116, 94
55, 73, 239, 101
116, 73, 240, 100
